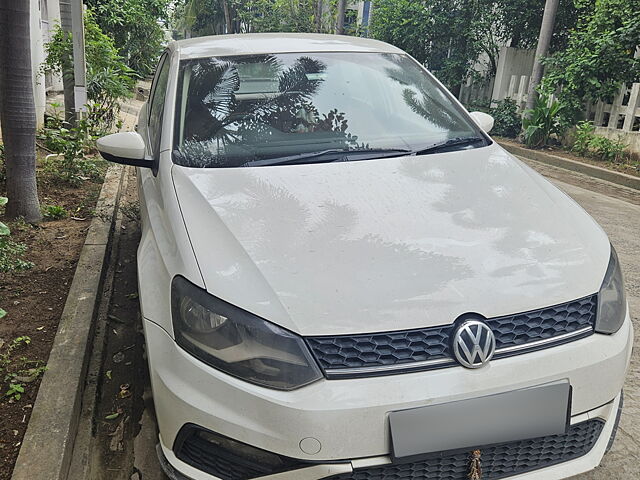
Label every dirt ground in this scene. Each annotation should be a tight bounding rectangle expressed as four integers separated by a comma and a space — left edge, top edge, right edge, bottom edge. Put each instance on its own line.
0, 165, 104, 480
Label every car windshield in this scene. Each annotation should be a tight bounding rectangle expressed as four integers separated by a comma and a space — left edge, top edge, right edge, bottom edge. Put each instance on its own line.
172, 52, 486, 168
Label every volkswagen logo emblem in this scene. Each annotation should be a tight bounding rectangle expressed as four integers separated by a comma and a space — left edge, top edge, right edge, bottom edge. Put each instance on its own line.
452, 320, 496, 369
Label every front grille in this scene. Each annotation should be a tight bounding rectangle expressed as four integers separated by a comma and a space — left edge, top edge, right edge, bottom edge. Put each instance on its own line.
307, 295, 597, 377
326, 419, 604, 480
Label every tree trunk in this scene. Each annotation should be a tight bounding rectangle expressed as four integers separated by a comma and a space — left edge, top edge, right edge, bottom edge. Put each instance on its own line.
525, 0, 559, 111
59, 0, 76, 125
315, 0, 323, 33
0, 1, 42, 223
221, 0, 233, 34
335, 0, 347, 34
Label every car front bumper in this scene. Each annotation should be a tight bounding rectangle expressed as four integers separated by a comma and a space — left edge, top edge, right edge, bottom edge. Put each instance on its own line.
144, 311, 632, 480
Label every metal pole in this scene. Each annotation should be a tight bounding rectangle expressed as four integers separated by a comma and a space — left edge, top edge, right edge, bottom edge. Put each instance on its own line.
70, 0, 86, 114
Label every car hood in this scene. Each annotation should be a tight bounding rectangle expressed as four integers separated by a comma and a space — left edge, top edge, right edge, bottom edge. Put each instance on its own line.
172, 143, 610, 336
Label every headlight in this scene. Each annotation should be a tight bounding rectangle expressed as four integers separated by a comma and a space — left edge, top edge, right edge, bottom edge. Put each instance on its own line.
171, 276, 322, 390
595, 245, 627, 334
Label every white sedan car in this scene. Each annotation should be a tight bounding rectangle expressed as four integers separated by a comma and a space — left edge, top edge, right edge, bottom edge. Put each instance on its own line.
98, 34, 631, 480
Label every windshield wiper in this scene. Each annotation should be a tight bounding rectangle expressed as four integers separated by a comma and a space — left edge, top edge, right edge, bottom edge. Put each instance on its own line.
411, 136, 485, 156
240, 137, 485, 167
241, 148, 413, 167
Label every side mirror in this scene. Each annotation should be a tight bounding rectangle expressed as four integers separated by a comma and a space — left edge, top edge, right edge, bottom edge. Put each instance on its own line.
97, 132, 153, 168
469, 111, 495, 133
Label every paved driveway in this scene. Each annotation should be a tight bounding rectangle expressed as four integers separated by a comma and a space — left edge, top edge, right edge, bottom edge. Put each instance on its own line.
106, 160, 640, 480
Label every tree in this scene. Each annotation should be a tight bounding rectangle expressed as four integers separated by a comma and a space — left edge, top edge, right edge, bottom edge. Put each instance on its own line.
86, 0, 171, 77
235, 0, 322, 34
370, 0, 499, 96
525, 0, 560, 111
0, 1, 42, 222
542, 0, 640, 124
43, 10, 136, 133
494, 0, 580, 51
174, 0, 227, 37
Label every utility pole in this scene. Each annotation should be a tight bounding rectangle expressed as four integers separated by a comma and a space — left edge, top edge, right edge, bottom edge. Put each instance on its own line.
59, 0, 75, 123
59, 0, 86, 123
525, 0, 559, 111
336, 0, 347, 35
71, 0, 87, 116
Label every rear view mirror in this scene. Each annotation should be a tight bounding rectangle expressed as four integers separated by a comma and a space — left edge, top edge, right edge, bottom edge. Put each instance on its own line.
469, 111, 495, 133
97, 132, 153, 168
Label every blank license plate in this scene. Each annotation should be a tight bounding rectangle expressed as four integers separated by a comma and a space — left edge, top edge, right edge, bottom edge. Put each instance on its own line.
389, 381, 570, 460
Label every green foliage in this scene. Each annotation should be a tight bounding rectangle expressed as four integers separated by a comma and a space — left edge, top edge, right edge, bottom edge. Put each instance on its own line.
522, 95, 564, 147
490, 99, 522, 138
0, 196, 8, 236
5, 383, 25, 401
236, 0, 318, 33
588, 135, 628, 162
0, 239, 32, 273
494, 0, 580, 51
39, 113, 105, 186
571, 120, 629, 161
43, 205, 68, 220
43, 10, 135, 134
86, 0, 170, 77
572, 120, 596, 155
1, 336, 46, 403
0, 197, 33, 273
542, 0, 640, 125
369, 0, 501, 93
0, 143, 5, 183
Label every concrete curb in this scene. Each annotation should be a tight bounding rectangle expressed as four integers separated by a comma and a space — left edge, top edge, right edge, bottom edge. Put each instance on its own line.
11, 164, 125, 480
498, 142, 640, 191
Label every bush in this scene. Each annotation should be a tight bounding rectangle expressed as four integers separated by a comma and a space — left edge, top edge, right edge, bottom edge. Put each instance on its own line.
490, 99, 521, 138
572, 120, 595, 156
588, 135, 627, 162
38, 112, 104, 186
522, 94, 565, 147
570, 121, 628, 162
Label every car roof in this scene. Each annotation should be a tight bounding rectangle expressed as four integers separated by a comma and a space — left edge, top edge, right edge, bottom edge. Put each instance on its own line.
170, 33, 404, 60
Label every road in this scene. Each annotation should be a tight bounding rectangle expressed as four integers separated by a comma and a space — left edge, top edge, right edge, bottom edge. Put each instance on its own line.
87, 160, 640, 480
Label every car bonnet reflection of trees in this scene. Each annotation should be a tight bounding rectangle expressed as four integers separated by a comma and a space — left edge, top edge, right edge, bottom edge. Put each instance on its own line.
185, 169, 471, 329
176, 55, 361, 167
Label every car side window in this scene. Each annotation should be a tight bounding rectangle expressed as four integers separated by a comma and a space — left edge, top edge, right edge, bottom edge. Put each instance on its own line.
148, 54, 170, 157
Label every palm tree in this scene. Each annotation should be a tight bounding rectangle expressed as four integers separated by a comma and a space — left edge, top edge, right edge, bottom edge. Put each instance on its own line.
0, 1, 42, 222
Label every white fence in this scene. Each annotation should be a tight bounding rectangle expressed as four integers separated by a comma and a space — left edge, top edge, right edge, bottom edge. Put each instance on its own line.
501, 76, 640, 155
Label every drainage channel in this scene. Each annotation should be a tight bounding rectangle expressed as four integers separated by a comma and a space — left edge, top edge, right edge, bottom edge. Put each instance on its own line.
68, 168, 167, 480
